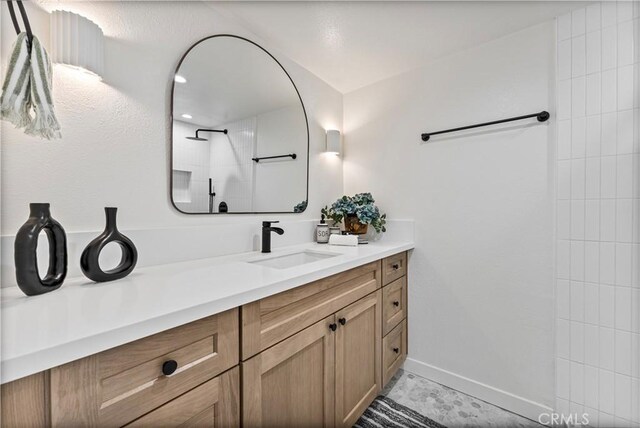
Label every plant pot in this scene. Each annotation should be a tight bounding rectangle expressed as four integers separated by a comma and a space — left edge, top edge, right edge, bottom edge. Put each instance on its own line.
344, 214, 368, 235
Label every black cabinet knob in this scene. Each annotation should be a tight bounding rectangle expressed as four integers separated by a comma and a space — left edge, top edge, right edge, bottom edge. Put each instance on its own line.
329, 323, 337, 332
392, 263, 400, 270
338, 317, 347, 325
393, 301, 400, 307
393, 347, 400, 354
162, 360, 178, 376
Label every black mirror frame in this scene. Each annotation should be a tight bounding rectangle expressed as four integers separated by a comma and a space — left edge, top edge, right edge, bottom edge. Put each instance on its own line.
170, 34, 310, 215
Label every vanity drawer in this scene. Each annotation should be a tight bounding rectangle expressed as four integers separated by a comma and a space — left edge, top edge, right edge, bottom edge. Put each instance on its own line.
382, 276, 407, 336
382, 320, 407, 386
381, 252, 407, 285
242, 260, 381, 359
50, 308, 239, 427
126, 366, 239, 428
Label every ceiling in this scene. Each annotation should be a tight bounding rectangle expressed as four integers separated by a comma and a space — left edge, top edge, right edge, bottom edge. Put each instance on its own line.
215, 1, 586, 93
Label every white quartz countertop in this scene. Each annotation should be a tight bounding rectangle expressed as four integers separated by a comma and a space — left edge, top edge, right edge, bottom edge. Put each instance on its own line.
1, 240, 413, 384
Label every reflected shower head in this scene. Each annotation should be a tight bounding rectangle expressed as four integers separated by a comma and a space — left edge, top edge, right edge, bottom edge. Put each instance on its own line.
186, 128, 228, 141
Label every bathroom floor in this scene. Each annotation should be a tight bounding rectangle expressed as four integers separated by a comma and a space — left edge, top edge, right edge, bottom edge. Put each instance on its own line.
381, 369, 541, 427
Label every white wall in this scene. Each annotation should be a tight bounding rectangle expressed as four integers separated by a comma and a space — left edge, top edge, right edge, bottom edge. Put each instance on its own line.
172, 119, 211, 212
554, 3, 640, 427
344, 23, 557, 418
0, 1, 343, 236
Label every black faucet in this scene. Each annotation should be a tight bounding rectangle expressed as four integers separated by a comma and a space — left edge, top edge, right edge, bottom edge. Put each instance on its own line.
262, 221, 284, 253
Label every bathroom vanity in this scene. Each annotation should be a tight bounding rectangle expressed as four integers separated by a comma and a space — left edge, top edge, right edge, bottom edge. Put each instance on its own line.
0, 245, 410, 427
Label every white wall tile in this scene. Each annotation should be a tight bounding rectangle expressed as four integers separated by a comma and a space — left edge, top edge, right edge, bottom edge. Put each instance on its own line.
586, 240, 601, 281
601, 327, 616, 369
585, 323, 600, 366
558, 240, 571, 279
631, 378, 639, 424
558, 120, 572, 159
587, 3, 602, 31
618, 65, 635, 111
573, 35, 587, 77
586, 157, 602, 199
572, 241, 586, 281
632, 332, 640, 374
617, 154, 634, 198
573, 117, 588, 158
572, 361, 585, 403
572, 200, 587, 239
572, 321, 586, 363
558, 279, 572, 320
574, 8, 587, 37
585, 282, 600, 324
558, 318, 571, 359
587, 73, 603, 116
600, 410, 616, 427
615, 373, 632, 420
586, 200, 601, 241
616, 287, 633, 332
617, 1, 633, 23
616, 242, 633, 286
632, 289, 640, 332
615, 331, 632, 377
618, 19, 635, 66
601, 199, 617, 241
617, 109, 635, 154
574, 76, 587, 118
601, 243, 617, 287
602, 112, 618, 156
586, 115, 602, 157
602, 26, 619, 70
587, 30, 603, 74
572, 158, 587, 199
600, 369, 615, 414
601, 156, 618, 198
558, 199, 571, 240
558, 358, 572, 399
558, 12, 573, 41
573, 282, 586, 322
602, 69, 618, 113
558, 160, 571, 199
602, 2, 618, 29
617, 199, 633, 242
559, 39, 573, 81
585, 365, 600, 409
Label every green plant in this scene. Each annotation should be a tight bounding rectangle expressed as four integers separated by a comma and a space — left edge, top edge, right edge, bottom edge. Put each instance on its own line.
322, 193, 387, 233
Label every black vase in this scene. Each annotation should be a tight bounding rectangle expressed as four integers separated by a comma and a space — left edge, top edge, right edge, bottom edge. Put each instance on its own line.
80, 207, 138, 282
14, 203, 68, 296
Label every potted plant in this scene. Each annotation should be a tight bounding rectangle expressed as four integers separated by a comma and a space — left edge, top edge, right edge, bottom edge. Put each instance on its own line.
322, 193, 387, 235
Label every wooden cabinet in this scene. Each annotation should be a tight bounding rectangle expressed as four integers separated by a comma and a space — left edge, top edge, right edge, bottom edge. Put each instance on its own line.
335, 291, 381, 428
242, 315, 336, 427
1, 251, 408, 428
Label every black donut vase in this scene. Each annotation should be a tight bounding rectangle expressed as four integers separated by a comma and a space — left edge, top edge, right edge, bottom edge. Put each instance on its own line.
80, 207, 138, 282
14, 203, 68, 296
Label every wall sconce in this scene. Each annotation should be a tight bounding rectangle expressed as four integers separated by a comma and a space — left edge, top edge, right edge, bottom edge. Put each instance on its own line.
50, 10, 104, 77
326, 130, 341, 155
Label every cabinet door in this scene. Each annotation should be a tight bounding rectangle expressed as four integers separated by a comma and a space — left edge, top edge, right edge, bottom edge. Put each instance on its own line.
334, 291, 382, 428
242, 315, 336, 428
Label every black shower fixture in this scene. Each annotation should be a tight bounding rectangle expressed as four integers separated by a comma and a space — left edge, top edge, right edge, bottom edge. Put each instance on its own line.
186, 128, 228, 141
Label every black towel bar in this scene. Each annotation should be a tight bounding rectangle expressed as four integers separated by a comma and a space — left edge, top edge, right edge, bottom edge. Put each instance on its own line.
252, 154, 297, 163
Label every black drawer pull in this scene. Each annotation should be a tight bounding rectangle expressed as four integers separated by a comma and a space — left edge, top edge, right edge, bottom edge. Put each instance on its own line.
392, 263, 400, 270
162, 360, 178, 376
393, 347, 399, 354
393, 301, 400, 307
338, 317, 347, 325
329, 323, 337, 332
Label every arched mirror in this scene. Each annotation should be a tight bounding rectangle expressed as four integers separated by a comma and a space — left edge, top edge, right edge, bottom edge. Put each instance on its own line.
171, 35, 309, 214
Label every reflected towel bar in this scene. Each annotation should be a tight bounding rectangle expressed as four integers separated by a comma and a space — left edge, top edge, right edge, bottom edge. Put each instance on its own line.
421, 110, 550, 142
252, 153, 297, 163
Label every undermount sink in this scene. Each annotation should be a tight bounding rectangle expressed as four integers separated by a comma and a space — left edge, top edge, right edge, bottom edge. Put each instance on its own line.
248, 250, 338, 270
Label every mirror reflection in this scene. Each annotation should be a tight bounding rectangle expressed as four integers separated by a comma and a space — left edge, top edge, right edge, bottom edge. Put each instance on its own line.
171, 35, 309, 214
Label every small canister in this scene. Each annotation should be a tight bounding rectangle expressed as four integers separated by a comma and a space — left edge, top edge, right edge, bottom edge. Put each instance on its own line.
316, 216, 330, 244
329, 227, 341, 236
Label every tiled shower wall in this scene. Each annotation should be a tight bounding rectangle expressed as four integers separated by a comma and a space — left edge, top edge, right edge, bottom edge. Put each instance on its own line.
555, 2, 640, 427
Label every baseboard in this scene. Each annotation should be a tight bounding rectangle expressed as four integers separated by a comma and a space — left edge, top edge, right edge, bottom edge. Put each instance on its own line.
402, 357, 553, 423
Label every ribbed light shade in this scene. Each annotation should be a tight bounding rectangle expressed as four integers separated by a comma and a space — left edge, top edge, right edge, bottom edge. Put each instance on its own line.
326, 130, 341, 155
51, 11, 104, 77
